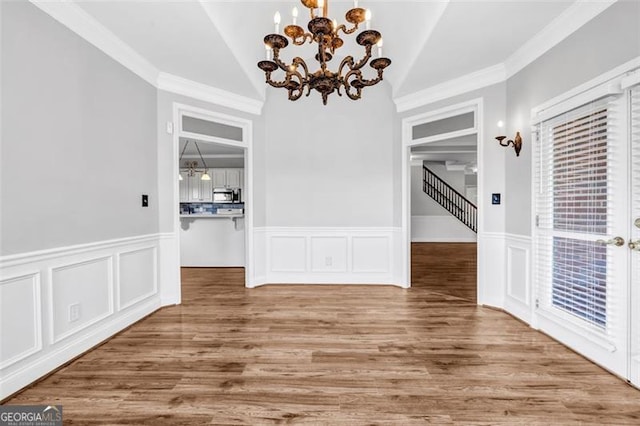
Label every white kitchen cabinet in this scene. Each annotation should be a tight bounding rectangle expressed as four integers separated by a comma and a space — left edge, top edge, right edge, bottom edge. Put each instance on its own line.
179, 171, 189, 202
180, 170, 213, 202
226, 169, 241, 188
212, 169, 227, 188
211, 168, 243, 189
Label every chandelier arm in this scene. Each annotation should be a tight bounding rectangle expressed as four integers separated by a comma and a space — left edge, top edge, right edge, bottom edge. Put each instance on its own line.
292, 57, 311, 79
351, 70, 385, 89
336, 23, 358, 36
264, 71, 292, 89
350, 45, 373, 71
272, 50, 288, 72
291, 32, 314, 46
342, 69, 364, 100
337, 56, 355, 78
288, 72, 305, 101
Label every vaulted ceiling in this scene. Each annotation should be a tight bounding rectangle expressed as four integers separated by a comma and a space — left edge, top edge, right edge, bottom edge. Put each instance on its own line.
65, 0, 590, 105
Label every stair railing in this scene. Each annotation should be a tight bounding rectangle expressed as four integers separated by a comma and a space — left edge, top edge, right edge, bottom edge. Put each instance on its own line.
423, 165, 477, 233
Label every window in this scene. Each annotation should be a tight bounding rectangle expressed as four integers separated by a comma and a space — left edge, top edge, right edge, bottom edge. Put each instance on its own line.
535, 96, 617, 329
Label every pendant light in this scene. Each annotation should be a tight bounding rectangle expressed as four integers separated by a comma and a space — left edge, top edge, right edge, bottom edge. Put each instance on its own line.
178, 140, 211, 180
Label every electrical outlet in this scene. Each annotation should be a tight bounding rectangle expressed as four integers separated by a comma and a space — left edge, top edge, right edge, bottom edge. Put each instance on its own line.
325, 256, 332, 266
69, 303, 80, 323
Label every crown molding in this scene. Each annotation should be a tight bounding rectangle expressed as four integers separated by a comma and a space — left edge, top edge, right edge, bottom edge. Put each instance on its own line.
29, 0, 159, 87
394, 0, 617, 113
504, 0, 618, 79
157, 73, 263, 115
394, 64, 506, 113
29, 0, 264, 116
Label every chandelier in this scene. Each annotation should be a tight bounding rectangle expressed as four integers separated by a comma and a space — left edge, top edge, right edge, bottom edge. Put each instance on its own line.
178, 140, 211, 181
257, 0, 391, 105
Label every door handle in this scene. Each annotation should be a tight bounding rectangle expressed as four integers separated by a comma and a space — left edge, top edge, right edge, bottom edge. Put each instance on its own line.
635, 218, 640, 229
629, 240, 640, 251
595, 236, 625, 247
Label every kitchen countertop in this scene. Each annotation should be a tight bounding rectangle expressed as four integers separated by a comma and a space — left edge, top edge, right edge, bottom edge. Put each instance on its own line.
180, 214, 244, 219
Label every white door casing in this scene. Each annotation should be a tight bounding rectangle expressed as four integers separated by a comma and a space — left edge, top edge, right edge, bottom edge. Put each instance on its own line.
171, 103, 254, 289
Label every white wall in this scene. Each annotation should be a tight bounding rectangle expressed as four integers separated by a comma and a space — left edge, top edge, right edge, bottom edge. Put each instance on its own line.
179, 218, 244, 266
0, 2, 163, 399
250, 79, 403, 285
262, 82, 396, 227
1, 1, 158, 256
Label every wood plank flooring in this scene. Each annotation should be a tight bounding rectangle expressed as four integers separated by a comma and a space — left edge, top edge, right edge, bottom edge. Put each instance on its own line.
6, 249, 640, 424
411, 242, 477, 303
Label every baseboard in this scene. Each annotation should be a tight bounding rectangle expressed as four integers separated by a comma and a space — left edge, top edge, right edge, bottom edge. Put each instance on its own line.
0, 233, 169, 400
0, 297, 160, 400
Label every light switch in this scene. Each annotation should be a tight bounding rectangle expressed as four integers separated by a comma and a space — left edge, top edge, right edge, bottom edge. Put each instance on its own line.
491, 193, 501, 205
142, 194, 149, 207
166, 121, 174, 134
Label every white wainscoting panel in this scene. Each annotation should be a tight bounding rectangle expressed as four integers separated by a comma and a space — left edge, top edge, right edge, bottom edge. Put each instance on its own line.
352, 236, 389, 273
0, 273, 42, 370
251, 229, 267, 287
411, 215, 477, 242
504, 234, 533, 324
270, 237, 306, 272
254, 227, 402, 286
477, 232, 505, 308
118, 247, 158, 310
311, 237, 347, 272
158, 232, 181, 305
50, 257, 113, 344
0, 234, 165, 400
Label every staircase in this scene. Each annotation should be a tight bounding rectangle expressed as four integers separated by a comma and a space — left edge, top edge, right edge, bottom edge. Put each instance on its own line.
423, 165, 477, 233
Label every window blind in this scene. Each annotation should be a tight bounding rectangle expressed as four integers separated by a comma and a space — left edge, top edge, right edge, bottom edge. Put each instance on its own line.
535, 96, 620, 329
631, 86, 640, 327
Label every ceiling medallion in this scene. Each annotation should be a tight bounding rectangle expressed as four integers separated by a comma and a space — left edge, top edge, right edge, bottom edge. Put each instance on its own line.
257, 0, 391, 105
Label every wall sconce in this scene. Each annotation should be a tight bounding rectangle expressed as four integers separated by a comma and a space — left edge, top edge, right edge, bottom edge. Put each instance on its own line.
496, 132, 522, 157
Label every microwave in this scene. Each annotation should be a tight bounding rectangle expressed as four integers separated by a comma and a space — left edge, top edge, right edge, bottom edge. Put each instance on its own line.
213, 188, 241, 203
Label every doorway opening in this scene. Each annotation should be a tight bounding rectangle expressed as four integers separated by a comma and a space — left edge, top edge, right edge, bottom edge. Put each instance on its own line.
172, 104, 253, 294
401, 99, 482, 302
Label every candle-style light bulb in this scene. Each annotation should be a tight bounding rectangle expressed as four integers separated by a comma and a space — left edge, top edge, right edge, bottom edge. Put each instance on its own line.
365, 9, 371, 29
274, 11, 281, 33
376, 38, 383, 57
332, 19, 337, 31
292, 7, 299, 25
354, 0, 359, 8
265, 44, 272, 60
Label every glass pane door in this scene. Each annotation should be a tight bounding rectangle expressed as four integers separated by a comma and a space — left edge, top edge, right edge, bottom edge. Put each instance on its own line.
535, 96, 628, 378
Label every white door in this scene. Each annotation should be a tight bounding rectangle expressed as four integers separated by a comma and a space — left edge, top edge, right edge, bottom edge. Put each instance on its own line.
534, 94, 629, 378
629, 84, 640, 387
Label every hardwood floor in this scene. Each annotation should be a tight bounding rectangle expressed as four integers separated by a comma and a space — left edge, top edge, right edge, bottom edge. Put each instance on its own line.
411, 242, 477, 303
6, 265, 640, 424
